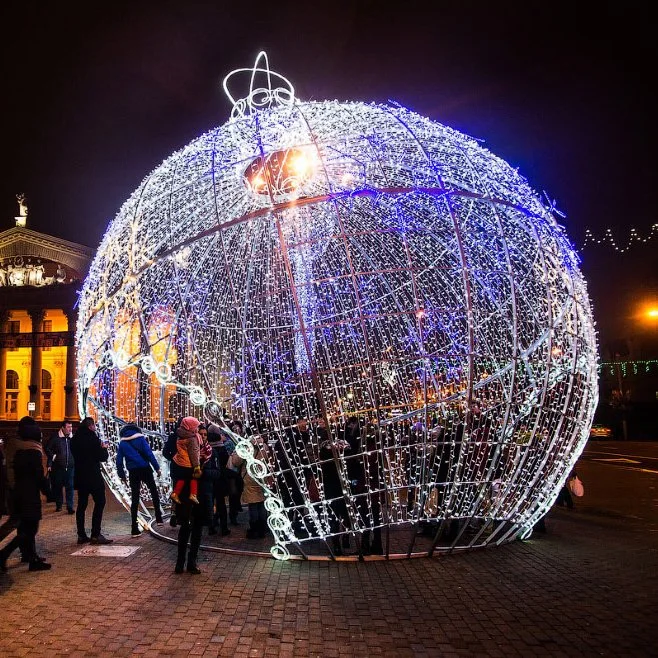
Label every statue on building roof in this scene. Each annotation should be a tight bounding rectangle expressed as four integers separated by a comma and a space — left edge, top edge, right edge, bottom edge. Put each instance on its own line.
15, 193, 28, 227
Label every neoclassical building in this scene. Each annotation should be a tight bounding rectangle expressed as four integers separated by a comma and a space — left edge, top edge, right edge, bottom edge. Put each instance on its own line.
0, 198, 93, 422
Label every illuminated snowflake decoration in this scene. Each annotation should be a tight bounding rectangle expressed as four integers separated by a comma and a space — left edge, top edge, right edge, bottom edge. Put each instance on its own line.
76, 52, 598, 559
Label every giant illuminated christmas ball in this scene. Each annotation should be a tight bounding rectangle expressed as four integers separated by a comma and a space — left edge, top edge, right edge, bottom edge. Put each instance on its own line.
76, 53, 598, 559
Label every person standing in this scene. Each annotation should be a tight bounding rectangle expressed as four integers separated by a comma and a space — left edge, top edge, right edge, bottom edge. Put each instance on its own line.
197, 424, 220, 535
206, 423, 231, 536
70, 417, 112, 545
172, 421, 205, 576
0, 438, 7, 520
229, 434, 271, 539
170, 417, 202, 505
226, 420, 245, 525
0, 421, 21, 545
0, 416, 51, 572
318, 432, 352, 556
116, 424, 164, 537
45, 421, 75, 514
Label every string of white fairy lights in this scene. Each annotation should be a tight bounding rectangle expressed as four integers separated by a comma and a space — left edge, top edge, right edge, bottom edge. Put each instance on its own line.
581, 223, 658, 253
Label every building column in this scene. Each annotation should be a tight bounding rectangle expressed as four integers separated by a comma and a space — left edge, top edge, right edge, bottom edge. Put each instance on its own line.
64, 309, 79, 421
28, 309, 45, 420
0, 310, 8, 420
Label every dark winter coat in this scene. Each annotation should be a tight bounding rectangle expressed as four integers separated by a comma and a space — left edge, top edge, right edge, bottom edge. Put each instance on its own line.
45, 430, 74, 469
206, 442, 231, 496
3, 434, 19, 490
0, 441, 6, 516
319, 440, 351, 500
13, 441, 48, 522
70, 426, 108, 490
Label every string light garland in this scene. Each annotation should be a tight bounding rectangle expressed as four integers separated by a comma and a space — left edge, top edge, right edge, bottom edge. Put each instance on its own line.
600, 359, 658, 378
582, 223, 658, 253
76, 52, 598, 559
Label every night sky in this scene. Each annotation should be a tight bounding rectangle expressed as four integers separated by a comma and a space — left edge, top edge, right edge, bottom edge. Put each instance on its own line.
1, 1, 656, 352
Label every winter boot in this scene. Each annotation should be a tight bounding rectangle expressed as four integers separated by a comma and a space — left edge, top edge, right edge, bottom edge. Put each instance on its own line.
187, 548, 201, 574
257, 519, 267, 539
174, 538, 187, 574
246, 523, 259, 539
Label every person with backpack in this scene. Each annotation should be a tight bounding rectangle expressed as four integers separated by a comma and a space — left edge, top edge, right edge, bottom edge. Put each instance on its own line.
116, 423, 164, 536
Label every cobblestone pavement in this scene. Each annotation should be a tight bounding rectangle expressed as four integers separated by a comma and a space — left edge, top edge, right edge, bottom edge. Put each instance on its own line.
1, 476, 657, 657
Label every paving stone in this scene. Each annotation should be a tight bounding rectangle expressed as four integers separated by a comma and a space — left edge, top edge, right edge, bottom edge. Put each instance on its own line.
1, 493, 657, 656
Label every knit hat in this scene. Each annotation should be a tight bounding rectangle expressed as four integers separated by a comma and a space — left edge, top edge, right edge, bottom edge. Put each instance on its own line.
119, 423, 144, 440
17, 416, 41, 442
177, 416, 200, 439
206, 422, 222, 438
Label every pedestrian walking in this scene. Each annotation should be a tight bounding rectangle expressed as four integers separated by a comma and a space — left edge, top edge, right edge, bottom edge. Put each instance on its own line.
116, 423, 164, 536
0, 417, 52, 572
0, 423, 21, 546
70, 417, 112, 545
45, 420, 75, 514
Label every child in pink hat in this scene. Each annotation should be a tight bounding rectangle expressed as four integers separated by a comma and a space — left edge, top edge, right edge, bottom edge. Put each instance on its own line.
170, 417, 202, 505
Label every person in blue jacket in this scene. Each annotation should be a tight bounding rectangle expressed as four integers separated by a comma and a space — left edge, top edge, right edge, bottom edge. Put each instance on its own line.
116, 424, 164, 536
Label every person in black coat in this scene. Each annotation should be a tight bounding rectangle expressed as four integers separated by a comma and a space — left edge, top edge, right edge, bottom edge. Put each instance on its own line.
318, 422, 352, 556
174, 465, 205, 574
206, 423, 231, 536
226, 420, 245, 525
45, 420, 75, 513
0, 416, 51, 572
70, 417, 112, 545
0, 433, 19, 546
197, 424, 219, 534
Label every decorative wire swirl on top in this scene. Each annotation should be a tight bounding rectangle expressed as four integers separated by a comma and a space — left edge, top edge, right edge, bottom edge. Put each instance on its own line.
223, 51, 296, 120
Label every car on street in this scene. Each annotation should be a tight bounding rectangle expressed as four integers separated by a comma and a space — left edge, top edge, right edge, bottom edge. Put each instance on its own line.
589, 423, 613, 439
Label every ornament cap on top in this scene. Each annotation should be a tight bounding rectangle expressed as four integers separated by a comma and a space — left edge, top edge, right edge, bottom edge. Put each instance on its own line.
222, 51, 296, 120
